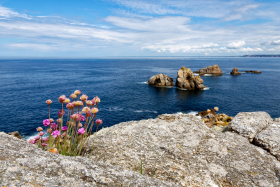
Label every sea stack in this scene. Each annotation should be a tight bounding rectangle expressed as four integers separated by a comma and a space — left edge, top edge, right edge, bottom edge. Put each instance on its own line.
244, 70, 262, 73
176, 67, 206, 90
148, 74, 174, 87
230, 68, 241, 75
194, 64, 223, 75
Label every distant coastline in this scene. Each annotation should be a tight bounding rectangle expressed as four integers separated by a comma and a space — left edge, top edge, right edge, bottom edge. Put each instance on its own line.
242, 55, 280, 57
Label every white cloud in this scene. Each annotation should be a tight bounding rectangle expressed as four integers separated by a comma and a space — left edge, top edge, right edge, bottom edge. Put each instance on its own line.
0, 6, 31, 19
202, 43, 219, 48
272, 40, 280, 45
227, 41, 246, 49
105, 16, 191, 32
239, 47, 263, 52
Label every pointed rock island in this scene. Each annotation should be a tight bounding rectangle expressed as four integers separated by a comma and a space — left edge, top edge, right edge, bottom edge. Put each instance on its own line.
230, 68, 241, 75
176, 67, 206, 90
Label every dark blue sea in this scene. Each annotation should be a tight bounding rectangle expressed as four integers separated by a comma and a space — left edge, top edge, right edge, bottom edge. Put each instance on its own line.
1, 57, 280, 139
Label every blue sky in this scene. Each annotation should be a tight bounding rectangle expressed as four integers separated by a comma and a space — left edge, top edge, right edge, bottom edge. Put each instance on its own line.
0, 0, 280, 57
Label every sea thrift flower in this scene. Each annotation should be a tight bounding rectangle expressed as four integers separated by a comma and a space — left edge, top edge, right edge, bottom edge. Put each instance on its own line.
28, 138, 36, 144
80, 94, 88, 102
86, 100, 93, 106
94, 96, 100, 103
91, 100, 96, 106
64, 98, 70, 103
214, 107, 219, 111
91, 107, 99, 114
57, 118, 62, 123
71, 113, 79, 121
96, 119, 103, 125
36, 127, 43, 131
58, 109, 65, 117
70, 94, 77, 99
51, 130, 60, 138
51, 123, 57, 129
47, 128, 53, 134
66, 103, 75, 109
39, 131, 45, 136
82, 107, 90, 113
42, 143, 47, 146
78, 123, 83, 128
50, 118, 54, 123
43, 119, 50, 126
77, 128, 85, 135
75, 101, 83, 106
34, 136, 40, 141
78, 114, 86, 121
85, 111, 92, 117
207, 109, 211, 113
58, 95, 66, 103
68, 121, 75, 126
74, 90, 81, 96
42, 137, 49, 142
62, 132, 67, 137
60, 138, 63, 143
61, 126, 68, 132
46, 99, 52, 105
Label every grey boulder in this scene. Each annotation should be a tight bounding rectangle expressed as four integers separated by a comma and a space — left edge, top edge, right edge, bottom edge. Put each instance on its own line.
148, 74, 174, 87
228, 112, 273, 142
254, 122, 280, 161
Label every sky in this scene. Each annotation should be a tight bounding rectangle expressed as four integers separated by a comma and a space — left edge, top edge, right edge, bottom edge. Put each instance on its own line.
0, 0, 280, 57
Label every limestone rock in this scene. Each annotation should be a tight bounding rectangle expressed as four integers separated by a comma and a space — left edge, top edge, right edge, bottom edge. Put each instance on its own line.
176, 67, 206, 90
84, 114, 280, 186
0, 132, 176, 186
244, 70, 262, 73
228, 112, 273, 142
230, 68, 241, 75
194, 64, 223, 75
254, 122, 280, 161
148, 74, 174, 87
8, 131, 22, 139
275, 118, 280, 122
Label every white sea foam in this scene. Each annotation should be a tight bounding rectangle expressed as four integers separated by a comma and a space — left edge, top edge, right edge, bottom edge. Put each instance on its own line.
187, 111, 201, 119
203, 74, 215, 76
203, 87, 210, 90
194, 73, 199, 76
105, 107, 123, 112
133, 110, 158, 113
139, 82, 148, 84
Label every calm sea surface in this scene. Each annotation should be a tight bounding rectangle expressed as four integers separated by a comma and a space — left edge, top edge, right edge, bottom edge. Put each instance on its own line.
0, 57, 279, 139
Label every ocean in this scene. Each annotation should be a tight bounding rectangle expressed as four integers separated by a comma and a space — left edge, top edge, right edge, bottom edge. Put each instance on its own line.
0, 57, 279, 139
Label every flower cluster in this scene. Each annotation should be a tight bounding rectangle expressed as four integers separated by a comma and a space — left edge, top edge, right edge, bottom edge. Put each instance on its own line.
28, 90, 102, 157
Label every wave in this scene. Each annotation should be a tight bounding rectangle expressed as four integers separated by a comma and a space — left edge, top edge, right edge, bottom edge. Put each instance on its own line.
133, 110, 158, 114
203, 74, 215, 76
104, 107, 123, 112
139, 82, 148, 84
193, 73, 199, 76
176, 111, 201, 118
203, 87, 210, 90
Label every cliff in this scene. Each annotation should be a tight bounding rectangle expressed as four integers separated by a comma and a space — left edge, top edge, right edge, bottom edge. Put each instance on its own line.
1, 112, 280, 186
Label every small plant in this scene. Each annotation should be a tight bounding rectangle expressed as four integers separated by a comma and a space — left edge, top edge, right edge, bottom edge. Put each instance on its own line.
140, 160, 143, 175
28, 90, 102, 157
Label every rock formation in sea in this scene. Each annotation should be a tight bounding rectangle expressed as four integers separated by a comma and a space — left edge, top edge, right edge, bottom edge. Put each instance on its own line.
148, 74, 174, 87
2, 111, 280, 186
176, 67, 206, 90
230, 68, 241, 75
194, 64, 223, 75
244, 70, 262, 73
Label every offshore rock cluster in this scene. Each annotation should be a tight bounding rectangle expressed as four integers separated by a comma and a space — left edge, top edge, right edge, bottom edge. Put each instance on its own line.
2, 111, 280, 186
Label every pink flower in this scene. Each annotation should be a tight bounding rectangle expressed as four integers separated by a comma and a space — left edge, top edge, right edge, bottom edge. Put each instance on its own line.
34, 136, 40, 141
91, 107, 99, 114
46, 99, 52, 105
85, 111, 92, 117
80, 94, 88, 102
57, 118, 62, 123
51, 130, 61, 138
58, 109, 65, 117
50, 118, 54, 123
74, 101, 83, 106
36, 127, 43, 131
51, 123, 57, 129
39, 131, 45, 136
96, 119, 103, 125
74, 90, 81, 96
58, 95, 66, 103
78, 114, 85, 121
43, 119, 50, 126
77, 128, 85, 135
94, 96, 100, 103
42, 137, 49, 142
86, 100, 93, 106
63, 98, 70, 103
78, 123, 83, 128
91, 100, 96, 106
82, 107, 90, 113
42, 143, 47, 146
61, 126, 68, 132
28, 138, 36, 144
62, 132, 67, 136
70, 94, 77, 99
47, 128, 53, 134
66, 103, 75, 109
